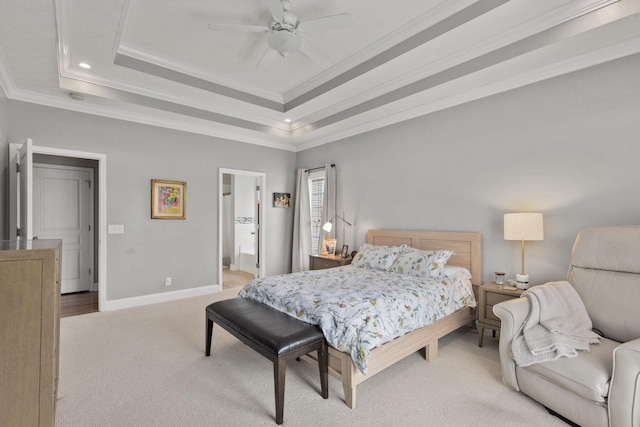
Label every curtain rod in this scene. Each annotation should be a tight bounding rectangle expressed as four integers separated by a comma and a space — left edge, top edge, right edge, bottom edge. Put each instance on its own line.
305, 163, 335, 173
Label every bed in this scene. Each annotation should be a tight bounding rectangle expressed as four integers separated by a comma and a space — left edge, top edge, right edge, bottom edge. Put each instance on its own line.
240, 229, 482, 408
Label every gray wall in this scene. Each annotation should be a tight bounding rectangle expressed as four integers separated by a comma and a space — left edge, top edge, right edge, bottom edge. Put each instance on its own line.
297, 53, 640, 285
2, 52, 639, 299
0, 100, 296, 300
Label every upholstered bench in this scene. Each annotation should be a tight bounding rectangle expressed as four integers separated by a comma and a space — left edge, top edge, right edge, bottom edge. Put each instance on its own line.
205, 298, 329, 425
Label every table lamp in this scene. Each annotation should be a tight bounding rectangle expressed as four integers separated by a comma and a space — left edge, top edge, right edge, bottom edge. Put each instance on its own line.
322, 212, 351, 253
504, 212, 544, 289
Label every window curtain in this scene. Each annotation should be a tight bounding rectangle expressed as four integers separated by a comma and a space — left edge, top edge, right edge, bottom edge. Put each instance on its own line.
291, 169, 311, 272
321, 163, 336, 241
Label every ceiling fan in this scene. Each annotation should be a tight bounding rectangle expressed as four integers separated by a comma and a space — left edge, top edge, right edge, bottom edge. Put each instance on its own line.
208, 0, 352, 68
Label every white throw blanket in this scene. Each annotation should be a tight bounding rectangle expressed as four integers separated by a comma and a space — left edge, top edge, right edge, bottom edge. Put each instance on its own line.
512, 281, 601, 367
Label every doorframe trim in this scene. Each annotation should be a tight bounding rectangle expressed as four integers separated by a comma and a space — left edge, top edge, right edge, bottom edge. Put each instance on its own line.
218, 168, 266, 289
31, 145, 107, 312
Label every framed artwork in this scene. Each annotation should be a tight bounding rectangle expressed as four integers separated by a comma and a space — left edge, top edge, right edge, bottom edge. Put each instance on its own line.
341, 244, 349, 258
273, 192, 291, 208
151, 179, 186, 219
322, 238, 337, 256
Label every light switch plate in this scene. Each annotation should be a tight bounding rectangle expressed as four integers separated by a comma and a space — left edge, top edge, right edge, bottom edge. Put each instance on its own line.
108, 224, 125, 234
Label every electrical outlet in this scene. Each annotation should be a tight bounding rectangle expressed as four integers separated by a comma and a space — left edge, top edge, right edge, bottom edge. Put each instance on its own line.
165, 277, 172, 286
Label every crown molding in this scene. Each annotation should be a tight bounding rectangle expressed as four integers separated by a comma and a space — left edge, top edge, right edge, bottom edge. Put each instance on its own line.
59, 67, 289, 130
115, 43, 285, 105
282, 0, 478, 104
5, 86, 298, 151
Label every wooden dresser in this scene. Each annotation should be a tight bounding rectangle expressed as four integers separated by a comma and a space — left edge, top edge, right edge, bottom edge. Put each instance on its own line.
0, 239, 62, 427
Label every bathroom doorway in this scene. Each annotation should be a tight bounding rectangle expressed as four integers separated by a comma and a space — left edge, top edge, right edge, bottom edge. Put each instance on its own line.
218, 169, 266, 290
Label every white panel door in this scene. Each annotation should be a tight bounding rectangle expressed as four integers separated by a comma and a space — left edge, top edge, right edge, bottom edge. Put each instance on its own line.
33, 164, 93, 294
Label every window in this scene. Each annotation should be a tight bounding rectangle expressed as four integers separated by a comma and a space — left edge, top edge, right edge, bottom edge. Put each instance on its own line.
308, 171, 325, 255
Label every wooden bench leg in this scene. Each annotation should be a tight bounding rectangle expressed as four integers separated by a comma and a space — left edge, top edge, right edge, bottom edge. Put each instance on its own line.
205, 317, 213, 356
274, 357, 286, 425
317, 340, 329, 399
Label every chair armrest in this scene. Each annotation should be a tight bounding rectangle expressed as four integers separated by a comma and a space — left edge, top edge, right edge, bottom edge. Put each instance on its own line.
609, 338, 640, 427
492, 298, 529, 391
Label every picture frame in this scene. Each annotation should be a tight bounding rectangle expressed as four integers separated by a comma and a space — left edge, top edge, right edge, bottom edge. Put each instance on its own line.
273, 192, 291, 208
151, 179, 186, 219
321, 238, 337, 256
341, 244, 349, 258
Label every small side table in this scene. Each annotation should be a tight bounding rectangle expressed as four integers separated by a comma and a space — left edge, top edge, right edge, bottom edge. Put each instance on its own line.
477, 282, 524, 347
309, 254, 352, 270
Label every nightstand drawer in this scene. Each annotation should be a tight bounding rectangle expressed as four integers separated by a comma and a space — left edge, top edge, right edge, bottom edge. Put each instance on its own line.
313, 258, 339, 269
485, 305, 501, 322
486, 292, 515, 306
309, 255, 352, 270
477, 282, 524, 347
486, 292, 517, 322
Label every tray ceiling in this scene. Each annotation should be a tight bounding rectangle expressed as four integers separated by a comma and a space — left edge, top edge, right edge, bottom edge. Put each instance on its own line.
1, 0, 640, 151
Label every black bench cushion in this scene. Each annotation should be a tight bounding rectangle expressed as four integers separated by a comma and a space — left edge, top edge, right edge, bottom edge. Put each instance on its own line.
207, 298, 324, 356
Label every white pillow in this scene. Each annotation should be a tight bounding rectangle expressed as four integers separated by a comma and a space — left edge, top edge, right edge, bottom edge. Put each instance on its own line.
441, 266, 472, 280
351, 243, 405, 271
390, 246, 454, 278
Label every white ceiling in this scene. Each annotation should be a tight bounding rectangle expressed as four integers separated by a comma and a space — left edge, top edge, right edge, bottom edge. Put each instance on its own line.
1, 0, 640, 151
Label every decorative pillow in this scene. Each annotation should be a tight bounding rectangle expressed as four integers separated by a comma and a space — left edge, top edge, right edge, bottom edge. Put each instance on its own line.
351, 243, 405, 271
390, 246, 454, 278
441, 265, 472, 280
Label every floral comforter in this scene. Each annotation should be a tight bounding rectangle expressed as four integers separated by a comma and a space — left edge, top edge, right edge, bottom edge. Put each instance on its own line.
238, 265, 475, 374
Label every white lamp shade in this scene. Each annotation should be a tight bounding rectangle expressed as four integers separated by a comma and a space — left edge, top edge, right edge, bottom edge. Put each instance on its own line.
504, 213, 544, 241
322, 221, 332, 232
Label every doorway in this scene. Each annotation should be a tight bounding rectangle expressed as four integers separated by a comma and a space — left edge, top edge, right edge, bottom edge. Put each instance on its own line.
33, 163, 94, 294
219, 169, 266, 290
9, 141, 107, 312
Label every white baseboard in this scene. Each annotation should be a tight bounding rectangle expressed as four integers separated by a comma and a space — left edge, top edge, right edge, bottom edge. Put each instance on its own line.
102, 284, 220, 311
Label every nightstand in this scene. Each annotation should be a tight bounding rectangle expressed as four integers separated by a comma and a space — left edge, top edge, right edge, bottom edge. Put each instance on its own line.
477, 282, 524, 347
309, 254, 352, 270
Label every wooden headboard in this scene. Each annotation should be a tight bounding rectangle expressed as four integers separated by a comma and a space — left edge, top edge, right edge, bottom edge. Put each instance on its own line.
367, 229, 482, 286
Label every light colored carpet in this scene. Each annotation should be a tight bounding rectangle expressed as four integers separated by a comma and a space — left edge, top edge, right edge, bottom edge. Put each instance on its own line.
222, 267, 255, 289
57, 288, 567, 426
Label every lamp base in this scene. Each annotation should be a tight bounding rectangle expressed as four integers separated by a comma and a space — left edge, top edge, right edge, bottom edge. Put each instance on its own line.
516, 274, 530, 290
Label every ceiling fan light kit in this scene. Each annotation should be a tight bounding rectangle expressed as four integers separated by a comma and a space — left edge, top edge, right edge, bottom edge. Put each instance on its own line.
209, 0, 352, 67
268, 30, 300, 58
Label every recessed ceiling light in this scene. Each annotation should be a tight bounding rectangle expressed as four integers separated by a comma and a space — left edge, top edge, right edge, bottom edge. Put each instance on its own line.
284, 118, 291, 123
78, 62, 91, 69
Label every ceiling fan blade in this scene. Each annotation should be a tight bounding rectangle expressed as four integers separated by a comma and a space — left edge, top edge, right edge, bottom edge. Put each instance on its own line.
264, 0, 285, 22
299, 39, 333, 68
257, 46, 278, 69
208, 23, 270, 33
299, 13, 353, 33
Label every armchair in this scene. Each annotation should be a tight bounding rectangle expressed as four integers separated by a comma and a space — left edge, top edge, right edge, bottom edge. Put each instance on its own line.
493, 226, 640, 427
